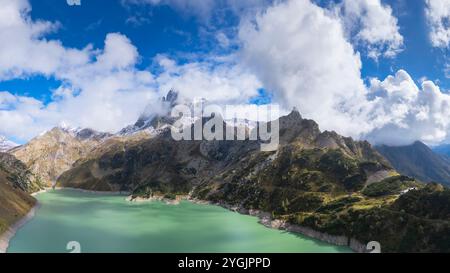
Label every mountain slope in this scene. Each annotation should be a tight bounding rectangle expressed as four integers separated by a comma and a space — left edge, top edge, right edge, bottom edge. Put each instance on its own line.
59, 110, 392, 193
10, 127, 111, 187
376, 141, 450, 186
0, 153, 38, 235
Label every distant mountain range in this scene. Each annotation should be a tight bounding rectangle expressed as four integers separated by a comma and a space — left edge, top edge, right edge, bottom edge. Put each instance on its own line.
376, 141, 450, 186
0, 136, 18, 152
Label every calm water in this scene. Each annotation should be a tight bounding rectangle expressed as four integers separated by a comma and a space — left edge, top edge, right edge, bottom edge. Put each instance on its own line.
8, 190, 350, 253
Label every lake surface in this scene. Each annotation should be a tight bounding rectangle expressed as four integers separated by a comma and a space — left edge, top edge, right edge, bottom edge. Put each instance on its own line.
8, 189, 350, 253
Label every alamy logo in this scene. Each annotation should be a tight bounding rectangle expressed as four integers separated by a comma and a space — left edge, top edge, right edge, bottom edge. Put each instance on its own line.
67, 0, 81, 6
366, 241, 381, 253
170, 104, 280, 152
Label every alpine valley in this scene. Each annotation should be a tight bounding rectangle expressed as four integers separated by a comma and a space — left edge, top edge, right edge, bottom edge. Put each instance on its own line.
1, 92, 450, 253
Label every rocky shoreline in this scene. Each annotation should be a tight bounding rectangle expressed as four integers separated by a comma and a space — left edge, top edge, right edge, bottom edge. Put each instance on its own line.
189, 198, 368, 253
124, 193, 367, 252
0, 187, 51, 253
126, 194, 188, 205
56, 187, 131, 196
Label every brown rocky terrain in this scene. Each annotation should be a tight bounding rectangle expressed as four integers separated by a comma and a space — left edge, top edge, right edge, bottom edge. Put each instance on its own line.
10, 127, 112, 187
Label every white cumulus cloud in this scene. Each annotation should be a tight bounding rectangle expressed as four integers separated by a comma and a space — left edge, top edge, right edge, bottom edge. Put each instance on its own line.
425, 0, 450, 48
237, 0, 450, 146
366, 70, 450, 146
154, 55, 261, 105
0, 0, 261, 141
0, 0, 90, 80
238, 0, 371, 137
337, 0, 404, 59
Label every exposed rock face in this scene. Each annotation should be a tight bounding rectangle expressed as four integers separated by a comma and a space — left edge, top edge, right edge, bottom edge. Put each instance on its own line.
11, 127, 110, 187
0, 152, 43, 193
0, 153, 37, 235
75, 128, 113, 141
377, 141, 450, 186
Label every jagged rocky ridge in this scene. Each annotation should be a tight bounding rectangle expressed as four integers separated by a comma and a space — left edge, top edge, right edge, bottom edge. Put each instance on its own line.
57, 107, 450, 252
118, 90, 179, 136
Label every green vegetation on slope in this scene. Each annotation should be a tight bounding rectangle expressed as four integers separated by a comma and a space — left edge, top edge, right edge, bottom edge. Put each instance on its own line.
194, 146, 450, 253
362, 176, 420, 197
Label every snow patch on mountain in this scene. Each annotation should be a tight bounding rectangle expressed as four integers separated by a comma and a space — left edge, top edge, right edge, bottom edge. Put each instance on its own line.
0, 136, 19, 152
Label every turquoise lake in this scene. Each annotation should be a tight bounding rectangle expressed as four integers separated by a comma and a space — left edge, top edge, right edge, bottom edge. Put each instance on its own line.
8, 189, 350, 253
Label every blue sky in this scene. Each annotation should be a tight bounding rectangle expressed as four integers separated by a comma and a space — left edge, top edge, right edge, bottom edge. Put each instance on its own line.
358, 0, 448, 89
0, 0, 449, 146
0, 0, 248, 103
2, 0, 444, 101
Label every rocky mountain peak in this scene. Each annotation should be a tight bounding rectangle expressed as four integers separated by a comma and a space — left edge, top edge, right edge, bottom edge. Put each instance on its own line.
277, 109, 320, 145
163, 89, 179, 107
289, 107, 302, 118
75, 128, 113, 141
412, 140, 429, 149
119, 90, 182, 136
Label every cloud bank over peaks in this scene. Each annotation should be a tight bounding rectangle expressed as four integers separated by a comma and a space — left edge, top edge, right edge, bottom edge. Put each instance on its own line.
237, 0, 449, 146
154, 55, 261, 105
238, 0, 371, 137
366, 70, 450, 146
